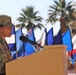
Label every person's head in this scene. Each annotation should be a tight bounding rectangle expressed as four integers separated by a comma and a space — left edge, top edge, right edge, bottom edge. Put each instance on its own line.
0, 15, 13, 39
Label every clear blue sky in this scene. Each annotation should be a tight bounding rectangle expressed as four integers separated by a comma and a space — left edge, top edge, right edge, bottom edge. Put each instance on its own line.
0, 0, 75, 24
0, 0, 75, 40
0, 0, 53, 24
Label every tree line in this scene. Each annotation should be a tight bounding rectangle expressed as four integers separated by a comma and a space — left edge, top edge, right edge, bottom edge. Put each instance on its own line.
15, 0, 76, 36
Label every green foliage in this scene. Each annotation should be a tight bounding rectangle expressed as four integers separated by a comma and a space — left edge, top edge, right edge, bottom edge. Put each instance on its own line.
47, 0, 75, 25
16, 6, 44, 31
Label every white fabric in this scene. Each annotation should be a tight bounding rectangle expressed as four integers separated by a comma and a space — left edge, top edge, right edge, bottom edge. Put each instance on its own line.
72, 34, 76, 49
5, 34, 15, 44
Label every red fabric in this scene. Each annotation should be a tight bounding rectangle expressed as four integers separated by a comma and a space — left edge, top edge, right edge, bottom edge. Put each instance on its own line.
68, 49, 76, 56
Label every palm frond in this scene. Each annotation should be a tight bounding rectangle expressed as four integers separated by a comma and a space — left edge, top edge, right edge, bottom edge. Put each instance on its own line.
54, 0, 59, 6
16, 6, 43, 30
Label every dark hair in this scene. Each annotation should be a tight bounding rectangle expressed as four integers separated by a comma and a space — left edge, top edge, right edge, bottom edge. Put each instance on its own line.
0, 24, 4, 27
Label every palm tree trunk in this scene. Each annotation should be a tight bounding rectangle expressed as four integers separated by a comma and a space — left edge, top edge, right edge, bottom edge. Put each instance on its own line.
60, 18, 67, 34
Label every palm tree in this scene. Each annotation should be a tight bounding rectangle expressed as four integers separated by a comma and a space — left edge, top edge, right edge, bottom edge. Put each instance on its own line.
47, 0, 75, 34
16, 6, 44, 31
